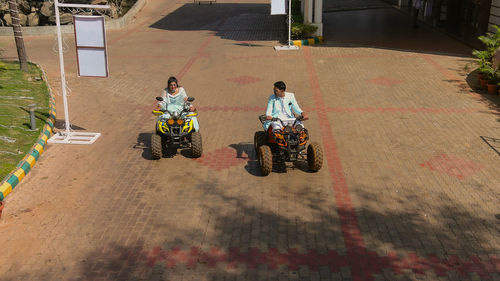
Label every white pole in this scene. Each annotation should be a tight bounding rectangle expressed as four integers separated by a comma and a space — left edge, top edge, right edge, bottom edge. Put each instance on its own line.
54, 0, 71, 139
288, 0, 292, 46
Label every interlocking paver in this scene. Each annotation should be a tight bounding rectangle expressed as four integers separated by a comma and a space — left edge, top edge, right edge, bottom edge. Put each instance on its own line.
0, 0, 499, 280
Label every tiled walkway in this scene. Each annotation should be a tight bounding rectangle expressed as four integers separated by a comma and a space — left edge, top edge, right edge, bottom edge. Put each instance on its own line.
0, 1, 498, 280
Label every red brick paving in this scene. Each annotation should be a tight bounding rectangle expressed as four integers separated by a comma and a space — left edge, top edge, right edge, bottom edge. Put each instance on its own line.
226, 75, 264, 85
367, 76, 404, 87
194, 147, 249, 171
142, 246, 500, 280
0, 0, 499, 280
419, 153, 485, 180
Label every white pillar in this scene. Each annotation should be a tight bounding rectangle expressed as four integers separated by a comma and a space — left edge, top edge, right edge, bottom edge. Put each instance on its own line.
304, 0, 313, 23
311, 0, 323, 36
313, 0, 322, 23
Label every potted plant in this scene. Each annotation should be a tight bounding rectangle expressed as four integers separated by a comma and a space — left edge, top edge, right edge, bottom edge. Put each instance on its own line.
479, 63, 494, 90
472, 50, 490, 80
472, 26, 500, 80
487, 71, 499, 94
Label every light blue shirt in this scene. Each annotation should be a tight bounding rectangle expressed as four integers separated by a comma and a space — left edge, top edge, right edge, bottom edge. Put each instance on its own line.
266, 92, 303, 118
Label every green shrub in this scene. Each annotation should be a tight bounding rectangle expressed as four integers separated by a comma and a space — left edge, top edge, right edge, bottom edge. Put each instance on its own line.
473, 26, 500, 75
291, 23, 318, 39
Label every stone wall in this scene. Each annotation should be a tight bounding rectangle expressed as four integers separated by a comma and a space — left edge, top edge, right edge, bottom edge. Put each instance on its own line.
0, 0, 137, 27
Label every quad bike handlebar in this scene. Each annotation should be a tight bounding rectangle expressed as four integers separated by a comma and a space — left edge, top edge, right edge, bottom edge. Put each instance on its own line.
153, 96, 196, 116
258, 114, 304, 125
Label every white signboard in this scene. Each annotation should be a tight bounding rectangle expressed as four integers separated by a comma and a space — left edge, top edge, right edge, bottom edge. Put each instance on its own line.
271, 0, 286, 15
73, 15, 109, 77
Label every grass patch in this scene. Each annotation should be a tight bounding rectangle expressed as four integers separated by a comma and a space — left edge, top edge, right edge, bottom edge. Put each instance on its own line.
0, 61, 50, 181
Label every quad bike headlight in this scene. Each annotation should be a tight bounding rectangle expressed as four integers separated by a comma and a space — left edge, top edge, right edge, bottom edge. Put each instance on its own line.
284, 125, 293, 134
295, 124, 304, 132
177, 119, 184, 125
168, 119, 175, 125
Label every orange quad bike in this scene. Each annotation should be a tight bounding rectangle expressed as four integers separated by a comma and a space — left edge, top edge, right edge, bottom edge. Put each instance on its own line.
254, 115, 323, 176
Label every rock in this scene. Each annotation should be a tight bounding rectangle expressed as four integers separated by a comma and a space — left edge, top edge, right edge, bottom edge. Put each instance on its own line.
40, 1, 54, 17
16, 0, 30, 14
110, 3, 118, 18
19, 13, 27, 26
0, 2, 9, 13
91, 0, 108, 5
3, 13, 11, 26
49, 13, 73, 25
1, 13, 28, 26
27, 12, 39, 26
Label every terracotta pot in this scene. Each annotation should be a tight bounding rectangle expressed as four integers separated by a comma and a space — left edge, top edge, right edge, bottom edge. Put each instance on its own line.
479, 78, 489, 90
478, 72, 484, 80
487, 83, 498, 95
0, 201, 4, 219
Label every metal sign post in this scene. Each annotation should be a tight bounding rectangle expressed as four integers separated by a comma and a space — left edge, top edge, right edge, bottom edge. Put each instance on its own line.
48, 0, 110, 145
274, 0, 299, 51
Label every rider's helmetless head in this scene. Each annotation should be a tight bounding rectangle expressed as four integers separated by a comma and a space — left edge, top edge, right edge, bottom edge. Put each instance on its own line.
273, 81, 286, 98
167, 76, 178, 93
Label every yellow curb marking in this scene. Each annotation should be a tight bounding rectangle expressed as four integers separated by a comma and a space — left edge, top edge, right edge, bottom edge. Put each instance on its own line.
13, 169, 25, 182
0, 182, 12, 198
26, 155, 36, 168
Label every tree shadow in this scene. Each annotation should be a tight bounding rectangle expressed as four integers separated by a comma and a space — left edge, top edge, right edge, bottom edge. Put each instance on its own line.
7, 177, 497, 280
97, 180, 498, 280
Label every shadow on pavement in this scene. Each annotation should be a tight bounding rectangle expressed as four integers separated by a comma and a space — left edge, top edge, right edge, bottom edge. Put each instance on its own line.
150, 3, 286, 42
63, 179, 500, 280
135, 132, 154, 160
54, 119, 86, 130
321, 8, 473, 57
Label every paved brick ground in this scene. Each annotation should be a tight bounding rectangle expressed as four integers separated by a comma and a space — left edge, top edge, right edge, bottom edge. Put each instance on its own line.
0, 1, 499, 280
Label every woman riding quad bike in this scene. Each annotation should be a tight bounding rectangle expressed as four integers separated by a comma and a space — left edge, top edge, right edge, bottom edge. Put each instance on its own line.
151, 96, 202, 159
254, 115, 323, 175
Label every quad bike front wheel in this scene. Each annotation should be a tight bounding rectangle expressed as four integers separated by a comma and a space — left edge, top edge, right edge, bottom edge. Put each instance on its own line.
307, 142, 323, 172
254, 131, 267, 152
191, 131, 203, 158
258, 145, 273, 176
151, 133, 162, 160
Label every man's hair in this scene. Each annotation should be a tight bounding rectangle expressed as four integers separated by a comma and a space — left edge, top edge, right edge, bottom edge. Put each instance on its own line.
167, 76, 178, 86
274, 81, 286, 91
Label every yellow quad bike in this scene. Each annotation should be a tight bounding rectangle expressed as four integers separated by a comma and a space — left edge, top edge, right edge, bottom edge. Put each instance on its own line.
151, 96, 202, 159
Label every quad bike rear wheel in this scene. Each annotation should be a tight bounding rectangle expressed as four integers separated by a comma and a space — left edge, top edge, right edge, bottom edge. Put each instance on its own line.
307, 142, 323, 172
258, 145, 273, 176
151, 133, 162, 160
254, 131, 267, 152
191, 131, 203, 158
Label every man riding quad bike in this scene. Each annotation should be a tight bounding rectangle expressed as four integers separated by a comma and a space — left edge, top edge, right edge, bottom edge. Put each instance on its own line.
151, 96, 202, 159
254, 81, 323, 175
254, 115, 323, 175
